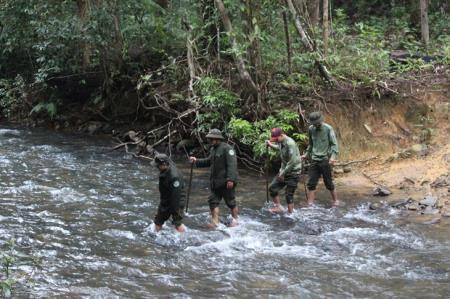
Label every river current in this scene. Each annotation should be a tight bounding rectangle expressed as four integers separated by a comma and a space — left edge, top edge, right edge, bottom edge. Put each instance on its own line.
0, 127, 449, 298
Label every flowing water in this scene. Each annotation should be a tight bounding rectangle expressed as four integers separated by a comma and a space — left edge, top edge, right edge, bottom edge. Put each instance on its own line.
0, 126, 449, 298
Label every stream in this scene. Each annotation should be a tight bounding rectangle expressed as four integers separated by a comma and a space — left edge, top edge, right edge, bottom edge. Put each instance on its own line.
0, 126, 449, 298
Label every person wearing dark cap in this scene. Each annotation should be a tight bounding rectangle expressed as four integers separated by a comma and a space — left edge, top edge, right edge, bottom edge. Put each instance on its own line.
189, 129, 239, 227
265, 128, 302, 213
302, 111, 339, 207
152, 153, 186, 232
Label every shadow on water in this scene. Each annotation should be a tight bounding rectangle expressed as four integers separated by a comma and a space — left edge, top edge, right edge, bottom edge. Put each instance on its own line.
0, 126, 449, 298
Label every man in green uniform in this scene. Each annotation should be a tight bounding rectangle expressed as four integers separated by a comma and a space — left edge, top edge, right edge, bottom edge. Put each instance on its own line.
152, 154, 186, 233
302, 111, 339, 206
189, 129, 239, 227
266, 128, 302, 214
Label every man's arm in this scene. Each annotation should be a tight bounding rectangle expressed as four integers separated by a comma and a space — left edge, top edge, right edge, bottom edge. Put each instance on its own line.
225, 147, 238, 183
279, 142, 300, 177
305, 127, 313, 159
169, 178, 184, 210
195, 152, 212, 168
267, 142, 280, 150
328, 127, 339, 160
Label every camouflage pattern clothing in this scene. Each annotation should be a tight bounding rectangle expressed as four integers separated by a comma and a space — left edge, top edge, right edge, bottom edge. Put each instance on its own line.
268, 135, 302, 204
305, 123, 339, 191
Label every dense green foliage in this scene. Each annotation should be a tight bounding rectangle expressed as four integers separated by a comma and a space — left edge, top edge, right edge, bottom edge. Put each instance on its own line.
0, 0, 448, 160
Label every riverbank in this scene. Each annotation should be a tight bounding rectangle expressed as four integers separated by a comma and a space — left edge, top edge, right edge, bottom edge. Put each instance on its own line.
331, 77, 450, 223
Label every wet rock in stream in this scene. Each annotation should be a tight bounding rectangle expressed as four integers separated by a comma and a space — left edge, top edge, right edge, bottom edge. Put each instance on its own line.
373, 186, 392, 196
423, 217, 441, 225
419, 196, 438, 207
389, 194, 447, 219
369, 202, 382, 210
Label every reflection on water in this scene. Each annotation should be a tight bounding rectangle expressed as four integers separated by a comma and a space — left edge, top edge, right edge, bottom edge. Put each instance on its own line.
0, 127, 449, 297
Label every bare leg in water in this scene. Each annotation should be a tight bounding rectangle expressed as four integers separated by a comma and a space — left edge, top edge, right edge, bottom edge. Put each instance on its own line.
330, 190, 339, 207
269, 195, 284, 213
308, 190, 339, 207
307, 190, 316, 206
208, 207, 220, 228
229, 206, 239, 226
287, 203, 294, 213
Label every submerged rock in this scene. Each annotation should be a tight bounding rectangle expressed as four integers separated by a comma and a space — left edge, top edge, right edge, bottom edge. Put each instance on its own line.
369, 202, 382, 210
423, 217, 441, 225
407, 202, 420, 211
391, 198, 415, 209
373, 186, 392, 196
421, 206, 440, 215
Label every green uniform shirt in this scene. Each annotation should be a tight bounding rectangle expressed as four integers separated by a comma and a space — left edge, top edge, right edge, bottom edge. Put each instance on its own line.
269, 135, 302, 176
195, 142, 238, 189
306, 123, 339, 161
158, 164, 185, 211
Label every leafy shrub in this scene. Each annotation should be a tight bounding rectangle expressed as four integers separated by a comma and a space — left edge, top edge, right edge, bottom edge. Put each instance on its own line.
0, 75, 27, 119
195, 77, 239, 133
228, 109, 307, 160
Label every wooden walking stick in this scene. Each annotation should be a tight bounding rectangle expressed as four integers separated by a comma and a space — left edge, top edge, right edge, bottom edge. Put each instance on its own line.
185, 161, 194, 213
265, 144, 270, 203
180, 143, 194, 213
301, 152, 308, 202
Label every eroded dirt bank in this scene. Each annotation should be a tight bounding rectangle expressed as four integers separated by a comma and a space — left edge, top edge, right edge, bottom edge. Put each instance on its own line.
326, 80, 449, 222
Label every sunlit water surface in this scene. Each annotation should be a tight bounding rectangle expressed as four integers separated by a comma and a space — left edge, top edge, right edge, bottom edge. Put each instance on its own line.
0, 127, 449, 298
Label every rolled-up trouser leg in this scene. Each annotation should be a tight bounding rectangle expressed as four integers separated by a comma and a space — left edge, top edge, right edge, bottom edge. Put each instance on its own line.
154, 206, 171, 226
269, 176, 286, 198
307, 161, 321, 191
208, 187, 237, 209
171, 209, 184, 228
320, 160, 335, 191
223, 187, 237, 209
285, 174, 300, 204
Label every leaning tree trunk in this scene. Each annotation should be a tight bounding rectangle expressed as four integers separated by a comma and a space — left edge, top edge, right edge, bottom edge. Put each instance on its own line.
214, 0, 259, 95
285, 0, 336, 84
420, 0, 429, 46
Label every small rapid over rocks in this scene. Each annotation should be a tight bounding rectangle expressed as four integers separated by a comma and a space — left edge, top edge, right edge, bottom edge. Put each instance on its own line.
0, 127, 449, 298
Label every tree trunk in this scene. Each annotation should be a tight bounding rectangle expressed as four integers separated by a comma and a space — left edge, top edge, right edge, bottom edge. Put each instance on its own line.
214, 0, 258, 95
182, 19, 198, 100
410, 0, 420, 28
309, 0, 320, 27
282, 11, 292, 74
322, 0, 329, 57
242, 0, 262, 82
76, 0, 91, 68
420, 0, 429, 46
286, 0, 336, 84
